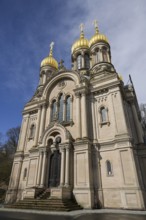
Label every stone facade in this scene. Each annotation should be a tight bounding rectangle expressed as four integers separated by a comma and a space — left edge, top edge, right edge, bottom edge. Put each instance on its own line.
5, 24, 146, 210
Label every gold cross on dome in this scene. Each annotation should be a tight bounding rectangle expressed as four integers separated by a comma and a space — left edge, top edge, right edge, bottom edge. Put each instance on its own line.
50, 42, 54, 50
93, 20, 98, 28
80, 23, 84, 32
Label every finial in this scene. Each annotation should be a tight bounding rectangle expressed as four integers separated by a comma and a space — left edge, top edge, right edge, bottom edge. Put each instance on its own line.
79, 23, 84, 38
93, 20, 99, 34
49, 42, 54, 56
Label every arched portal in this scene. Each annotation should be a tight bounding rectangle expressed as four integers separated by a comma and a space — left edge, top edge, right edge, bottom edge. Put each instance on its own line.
48, 150, 61, 187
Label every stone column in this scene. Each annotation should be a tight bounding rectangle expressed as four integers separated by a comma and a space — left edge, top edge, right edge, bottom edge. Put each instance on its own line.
70, 97, 73, 121
107, 49, 111, 63
34, 106, 42, 146
97, 149, 104, 206
65, 146, 70, 186
39, 104, 47, 140
81, 92, 88, 139
75, 92, 81, 139
99, 48, 103, 62
91, 97, 97, 141
18, 114, 29, 151
81, 52, 85, 68
60, 148, 65, 186
63, 100, 67, 121
43, 72, 47, 84
45, 152, 51, 186
40, 151, 47, 187
36, 151, 43, 186
131, 102, 143, 143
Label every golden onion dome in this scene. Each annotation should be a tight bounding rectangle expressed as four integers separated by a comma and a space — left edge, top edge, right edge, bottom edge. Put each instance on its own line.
41, 42, 58, 69
71, 24, 89, 54
89, 20, 109, 48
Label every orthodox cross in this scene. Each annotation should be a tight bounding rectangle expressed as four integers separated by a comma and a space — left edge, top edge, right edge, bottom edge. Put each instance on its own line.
49, 42, 54, 56
93, 20, 99, 33
50, 42, 54, 50
80, 23, 84, 32
93, 20, 98, 28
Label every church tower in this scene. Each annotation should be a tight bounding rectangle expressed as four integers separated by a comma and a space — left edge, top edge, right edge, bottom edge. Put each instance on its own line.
5, 21, 146, 210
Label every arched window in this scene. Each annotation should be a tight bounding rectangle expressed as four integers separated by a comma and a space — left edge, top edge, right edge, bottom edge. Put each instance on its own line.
96, 48, 100, 63
23, 168, 27, 180
58, 94, 63, 122
52, 100, 56, 120
101, 107, 107, 123
29, 124, 35, 139
48, 139, 53, 147
106, 160, 113, 176
85, 54, 90, 69
77, 54, 82, 69
66, 96, 70, 121
102, 47, 108, 62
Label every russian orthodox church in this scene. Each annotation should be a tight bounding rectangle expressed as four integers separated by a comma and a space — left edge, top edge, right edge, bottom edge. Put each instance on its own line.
5, 22, 146, 210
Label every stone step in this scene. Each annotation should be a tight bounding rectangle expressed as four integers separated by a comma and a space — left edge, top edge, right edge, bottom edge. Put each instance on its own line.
5, 198, 82, 211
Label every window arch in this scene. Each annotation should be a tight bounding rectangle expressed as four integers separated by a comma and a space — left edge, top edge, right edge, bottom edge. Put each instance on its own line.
23, 168, 27, 180
29, 124, 36, 139
85, 54, 90, 69
47, 139, 53, 147
102, 47, 108, 62
77, 54, 82, 69
100, 107, 107, 123
66, 96, 71, 121
106, 160, 113, 176
96, 48, 100, 63
51, 100, 57, 121
58, 94, 63, 122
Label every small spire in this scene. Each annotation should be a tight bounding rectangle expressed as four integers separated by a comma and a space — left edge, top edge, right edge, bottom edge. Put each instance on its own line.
49, 42, 54, 57
79, 23, 84, 38
93, 20, 99, 34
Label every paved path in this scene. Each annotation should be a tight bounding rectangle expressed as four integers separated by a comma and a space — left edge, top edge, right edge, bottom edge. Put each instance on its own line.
1, 207, 146, 216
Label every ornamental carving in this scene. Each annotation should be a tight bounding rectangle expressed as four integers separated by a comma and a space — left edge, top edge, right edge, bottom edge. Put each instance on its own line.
57, 80, 66, 90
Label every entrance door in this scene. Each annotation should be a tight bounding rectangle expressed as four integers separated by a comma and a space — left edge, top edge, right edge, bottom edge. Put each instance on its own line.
48, 150, 61, 187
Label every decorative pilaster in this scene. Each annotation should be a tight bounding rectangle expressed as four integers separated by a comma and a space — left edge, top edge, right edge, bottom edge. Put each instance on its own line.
42, 72, 47, 84
36, 151, 43, 186
39, 103, 47, 140
99, 48, 103, 62
75, 92, 82, 139
34, 106, 42, 146
131, 102, 144, 143
60, 148, 65, 186
81, 91, 88, 139
91, 97, 97, 141
81, 52, 85, 68
63, 100, 67, 121
18, 114, 29, 151
70, 97, 73, 121
40, 151, 47, 187
65, 145, 70, 187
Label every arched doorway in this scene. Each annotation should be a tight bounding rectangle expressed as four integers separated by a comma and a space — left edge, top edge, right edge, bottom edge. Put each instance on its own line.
48, 137, 61, 187
48, 150, 61, 187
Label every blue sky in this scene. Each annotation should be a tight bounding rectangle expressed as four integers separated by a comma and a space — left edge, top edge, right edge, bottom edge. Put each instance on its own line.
0, 0, 146, 136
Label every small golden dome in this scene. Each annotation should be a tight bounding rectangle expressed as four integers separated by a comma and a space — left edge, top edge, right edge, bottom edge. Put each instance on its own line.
71, 24, 89, 54
41, 42, 58, 69
89, 20, 109, 47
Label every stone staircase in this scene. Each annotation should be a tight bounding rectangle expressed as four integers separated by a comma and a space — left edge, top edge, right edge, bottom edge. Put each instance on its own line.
37, 188, 51, 199
5, 188, 82, 211
5, 197, 83, 211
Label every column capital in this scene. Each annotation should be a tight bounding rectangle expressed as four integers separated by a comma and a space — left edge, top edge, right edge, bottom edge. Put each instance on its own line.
60, 147, 65, 153
42, 103, 47, 108
75, 91, 80, 98
81, 91, 87, 96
